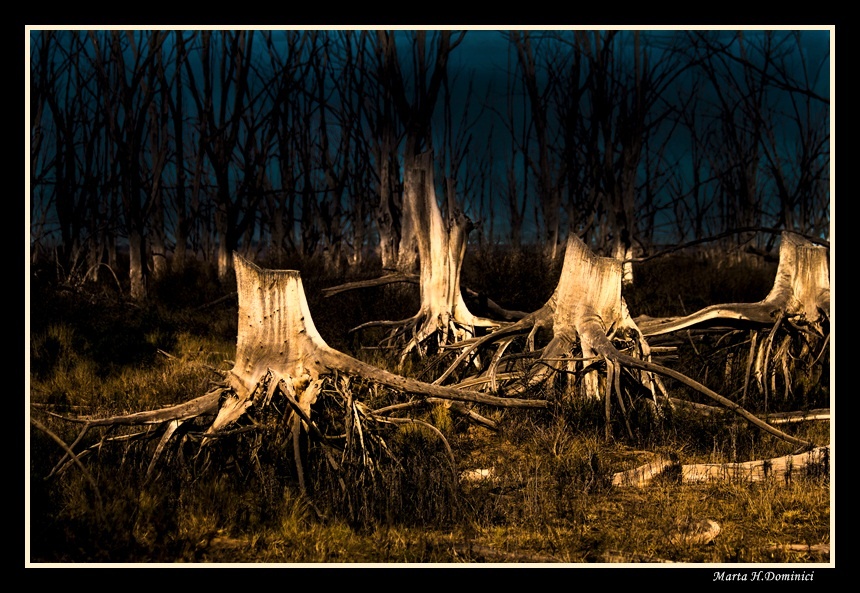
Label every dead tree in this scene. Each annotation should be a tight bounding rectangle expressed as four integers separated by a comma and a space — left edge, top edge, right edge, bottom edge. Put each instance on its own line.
425, 232, 656, 440
431, 233, 813, 450
43, 254, 545, 490
183, 31, 257, 284
638, 232, 829, 335
89, 31, 169, 300
635, 231, 830, 409
329, 152, 500, 365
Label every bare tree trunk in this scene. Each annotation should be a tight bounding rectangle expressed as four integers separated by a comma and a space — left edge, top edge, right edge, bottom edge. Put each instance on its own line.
350, 152, 499, 364
511, 31, 563, 261
214, 196, 232, 284
106, 191, 118, 272
374, 30, 467, 272
395, 150, 421, 275
128, 228, 147, 301
88, 31, 169, 301
85, 238, 102, 283
146, 46, 170, 282
168, 31, 190, 273
150, 189, 168, 281
184, 30, 255, 285
376, 147, 400, 269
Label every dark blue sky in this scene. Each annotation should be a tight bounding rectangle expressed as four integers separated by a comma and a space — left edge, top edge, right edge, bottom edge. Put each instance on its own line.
27, 26, 833, 248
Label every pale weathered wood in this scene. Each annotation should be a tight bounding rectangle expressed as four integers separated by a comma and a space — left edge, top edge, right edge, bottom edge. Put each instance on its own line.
669, 519, 722, 546
432, 233, 814, 448
637, 232, 830, 337
428, 233, 661, 441
633, 231, 830, 418
58, 392, 222, 427
663, 398, 830, 424
677, 446, 830, 484
612, 456, 675, 488
612, 446, 830, 487
327, 152, 500, 364
216, 255, 546, 432
47, 253, 546, 483
619, 355, 813, 449
765, 542, 830, 555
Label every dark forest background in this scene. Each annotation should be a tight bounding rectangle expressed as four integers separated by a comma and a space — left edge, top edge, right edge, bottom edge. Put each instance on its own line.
28, 28, 831, 301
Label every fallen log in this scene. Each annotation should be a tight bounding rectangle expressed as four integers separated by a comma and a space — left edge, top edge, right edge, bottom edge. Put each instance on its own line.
612, 446, 830, 487
664, 398, 830, 424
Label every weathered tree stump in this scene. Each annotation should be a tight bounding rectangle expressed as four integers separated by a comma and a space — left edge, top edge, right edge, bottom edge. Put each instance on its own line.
637, 232, 829, 336
433, 233, 813, 449
430, 233, 656, 439
331, 152, 499, 365
635, 231, 830, 410
44, 254, 546, 487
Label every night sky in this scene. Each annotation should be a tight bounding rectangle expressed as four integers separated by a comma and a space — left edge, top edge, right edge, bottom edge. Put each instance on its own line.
27, 26, 833, 252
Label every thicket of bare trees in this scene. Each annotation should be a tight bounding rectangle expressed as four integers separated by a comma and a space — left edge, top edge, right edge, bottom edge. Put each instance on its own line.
29, 29, 830, 301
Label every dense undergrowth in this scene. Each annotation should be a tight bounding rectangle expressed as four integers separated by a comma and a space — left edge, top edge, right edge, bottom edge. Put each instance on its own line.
27, 247, 831, 565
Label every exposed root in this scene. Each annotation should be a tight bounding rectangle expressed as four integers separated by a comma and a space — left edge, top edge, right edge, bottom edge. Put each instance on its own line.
40, 255, 543, 491
44, 391, 223, 478
432, 235, 662, 439
637, 232, 830, 338
35, 230, 830, 519
429, 233, 817, 449
373, 416, 457, 479
31, 417, 105, 519
618, 354, 813, 450
331, 151, 502, 364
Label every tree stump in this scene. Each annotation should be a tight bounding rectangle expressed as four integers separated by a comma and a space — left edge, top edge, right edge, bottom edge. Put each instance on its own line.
635, 231, 830, 410
434, 233, 813, 449
336, 151, 499, 365
638, 232, 829, 336
433, 233, 655, 438
45, 254, 546, 486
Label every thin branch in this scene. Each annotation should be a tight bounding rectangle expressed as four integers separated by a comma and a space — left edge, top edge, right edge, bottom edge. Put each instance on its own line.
30, 417, 105, 521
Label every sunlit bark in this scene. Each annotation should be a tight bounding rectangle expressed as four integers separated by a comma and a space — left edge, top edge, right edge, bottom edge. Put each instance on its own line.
637, 232, 830, 337
47, 254, 545, 484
